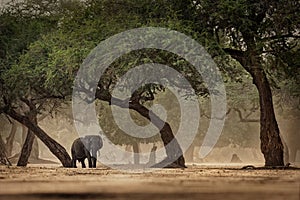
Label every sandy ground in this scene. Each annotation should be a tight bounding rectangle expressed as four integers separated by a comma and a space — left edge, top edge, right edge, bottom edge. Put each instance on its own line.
0, 164, 299, 200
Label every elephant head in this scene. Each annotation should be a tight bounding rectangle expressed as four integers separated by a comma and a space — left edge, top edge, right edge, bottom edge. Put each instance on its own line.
82, 135, 103, 158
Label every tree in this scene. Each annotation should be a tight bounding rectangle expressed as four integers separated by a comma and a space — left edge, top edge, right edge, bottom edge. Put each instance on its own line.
170, 0, 299, 166
0, 0, 78, 167
98, 100, 161, 165
3, 0, 213, 168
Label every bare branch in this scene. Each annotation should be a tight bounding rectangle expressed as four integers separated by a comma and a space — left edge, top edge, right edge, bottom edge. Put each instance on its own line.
201, 108, 232, 120
233, 108, 259, 123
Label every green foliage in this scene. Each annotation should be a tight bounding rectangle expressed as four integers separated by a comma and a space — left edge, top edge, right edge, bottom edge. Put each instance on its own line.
0, 3, 59, 109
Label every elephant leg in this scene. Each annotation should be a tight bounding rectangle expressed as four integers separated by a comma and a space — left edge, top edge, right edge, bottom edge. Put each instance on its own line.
71, 158, 77, 168
91, 150, 97, 168
84, 149, 92, 168
81, 159, 86, 168
84, 135, 103, 168
91, 157, 97, 168
87, 156, 92, 168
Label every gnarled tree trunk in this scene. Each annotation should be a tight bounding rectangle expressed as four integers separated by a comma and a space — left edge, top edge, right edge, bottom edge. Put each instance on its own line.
131, 104, 185, 168
5, 108, 72, 167
95, 83, 186, 168
243, 39, 284, 166
249, 67, 284, 166
226, 33, 285, 167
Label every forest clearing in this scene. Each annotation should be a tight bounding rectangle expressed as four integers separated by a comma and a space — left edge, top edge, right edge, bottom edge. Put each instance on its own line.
0, 0, 299, 199
0, 164, 299, 200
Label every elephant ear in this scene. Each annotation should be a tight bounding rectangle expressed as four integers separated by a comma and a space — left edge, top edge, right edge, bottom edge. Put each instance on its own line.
88, 136, 94, 150
97, 136, 103, 149
80, 136, 91, 150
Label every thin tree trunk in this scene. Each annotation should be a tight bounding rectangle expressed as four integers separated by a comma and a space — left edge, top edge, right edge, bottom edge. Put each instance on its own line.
5, 109, 72, 167
5, 119, 17, 157
17, 130, 35, 166
147, 144, 157, 166
132, 141, 140, 165
0, 135, 11, 166
17, 112, 38, 166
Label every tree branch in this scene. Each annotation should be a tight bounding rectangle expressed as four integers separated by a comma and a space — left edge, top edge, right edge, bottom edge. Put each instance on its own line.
201, 108, 231, 120
223, 48, 247, 67
262, 34, 300, 41
233, 108, 259, 123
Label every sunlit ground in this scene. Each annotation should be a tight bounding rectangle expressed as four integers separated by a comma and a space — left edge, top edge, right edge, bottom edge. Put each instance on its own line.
0, 163, 299, 200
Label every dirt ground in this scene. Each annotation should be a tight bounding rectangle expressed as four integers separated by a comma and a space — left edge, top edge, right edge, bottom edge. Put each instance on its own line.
0, 164, 299, 200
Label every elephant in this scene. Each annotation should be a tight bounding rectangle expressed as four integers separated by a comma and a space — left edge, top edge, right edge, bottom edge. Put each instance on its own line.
71, 135, 103, 168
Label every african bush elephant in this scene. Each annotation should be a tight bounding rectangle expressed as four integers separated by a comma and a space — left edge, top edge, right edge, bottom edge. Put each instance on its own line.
71, 135, 103, 168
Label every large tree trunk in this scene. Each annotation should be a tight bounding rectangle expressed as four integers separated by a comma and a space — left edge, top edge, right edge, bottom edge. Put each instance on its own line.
109, 97, 186, 168
248, 66, 284, 166
129, 101, 185, 168
5, 109, 72, 167
228, 32, 285, 167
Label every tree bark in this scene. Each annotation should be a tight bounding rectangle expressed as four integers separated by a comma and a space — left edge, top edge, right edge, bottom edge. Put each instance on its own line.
5, 109, 72, 167
17, 130, 35, 166
131, 103, 185, 168
17, 111, 40, 166
17, 112, 37, 166
249, 67, 284, 166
